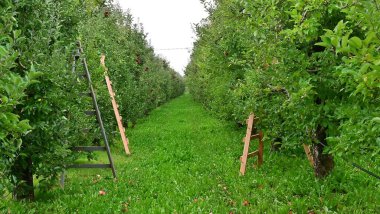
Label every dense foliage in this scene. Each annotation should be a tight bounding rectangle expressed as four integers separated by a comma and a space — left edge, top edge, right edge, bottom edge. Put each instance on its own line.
0, 2, 40, 196
77, 8, 185, 128
186, 0, 379, 174
1, 0, 184, 199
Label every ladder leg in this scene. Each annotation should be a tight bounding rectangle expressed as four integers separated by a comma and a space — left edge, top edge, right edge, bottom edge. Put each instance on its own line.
240, 139, 251, 175
60, 171, 65, 189
90, 85, 117, 178
71, 56, 77, 74
83, 58, 117, 178
240, 114, 255, 175
105, 75, 131, 155
69, 41, 117, 179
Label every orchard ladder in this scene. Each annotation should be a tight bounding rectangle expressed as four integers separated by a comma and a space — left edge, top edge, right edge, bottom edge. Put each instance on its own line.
239, 113, 264, 175
61, 41, 116, 187
100, 54, 131, 155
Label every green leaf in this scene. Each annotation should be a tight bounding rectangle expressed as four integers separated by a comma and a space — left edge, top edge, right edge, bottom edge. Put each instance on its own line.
315, 42, 329, 47
334, 20, 346, 35
13, 30, 21, 39
348, 37, 362, 49
341, 35, 349, 49
364, 31, 377, 46
331, 37, 339, 47
372, 117, 380, 123
0, 46, 8, 57
1, 96, 9, 104
359, 63, 370, 74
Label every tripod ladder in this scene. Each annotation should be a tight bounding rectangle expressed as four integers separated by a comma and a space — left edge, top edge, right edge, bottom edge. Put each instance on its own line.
60, 41, 117, 187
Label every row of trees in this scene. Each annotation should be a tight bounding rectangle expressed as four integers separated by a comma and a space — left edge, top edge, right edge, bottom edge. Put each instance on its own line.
186, 0, 379, 177
1, 0, 184, 200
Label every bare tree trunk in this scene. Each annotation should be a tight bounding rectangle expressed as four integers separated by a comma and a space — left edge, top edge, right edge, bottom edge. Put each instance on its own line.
312, 125, 334, 178
12, 155, 34, 200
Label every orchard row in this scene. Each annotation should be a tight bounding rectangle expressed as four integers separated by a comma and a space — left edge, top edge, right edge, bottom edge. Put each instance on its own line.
0, 0, 184, 199
186, 0, 379, 176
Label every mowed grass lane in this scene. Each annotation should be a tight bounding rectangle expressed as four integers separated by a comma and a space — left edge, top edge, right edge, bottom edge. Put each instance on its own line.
5, 94, 378, 213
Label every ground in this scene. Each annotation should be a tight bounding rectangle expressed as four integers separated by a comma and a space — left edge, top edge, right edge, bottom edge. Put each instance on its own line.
2, 94, 379, 213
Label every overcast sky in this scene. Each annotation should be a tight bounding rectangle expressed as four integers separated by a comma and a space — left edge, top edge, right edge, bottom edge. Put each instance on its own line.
116, 0, 208, 75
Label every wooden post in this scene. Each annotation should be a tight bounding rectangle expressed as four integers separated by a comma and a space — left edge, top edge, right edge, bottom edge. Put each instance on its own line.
240, 113, 264, 175
101, 54, 131, 155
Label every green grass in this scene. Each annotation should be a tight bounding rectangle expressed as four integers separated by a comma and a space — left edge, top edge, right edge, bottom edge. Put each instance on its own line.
2, 94, 379, 213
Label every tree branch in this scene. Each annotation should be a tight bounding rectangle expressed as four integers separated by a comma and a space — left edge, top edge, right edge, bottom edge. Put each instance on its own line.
268, 84, 290, 99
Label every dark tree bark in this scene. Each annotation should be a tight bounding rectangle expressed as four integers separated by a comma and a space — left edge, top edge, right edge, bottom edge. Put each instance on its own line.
312, 125, 334, 178
12, 155, 34, 200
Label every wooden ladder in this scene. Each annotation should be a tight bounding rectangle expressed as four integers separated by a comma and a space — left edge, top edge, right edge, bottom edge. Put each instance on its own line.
240, 113, 264, 175
61, 41, 116, 187
101, 54, 131, 155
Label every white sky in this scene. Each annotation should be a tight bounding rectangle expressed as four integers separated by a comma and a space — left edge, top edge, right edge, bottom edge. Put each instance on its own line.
116, 0, 208, 75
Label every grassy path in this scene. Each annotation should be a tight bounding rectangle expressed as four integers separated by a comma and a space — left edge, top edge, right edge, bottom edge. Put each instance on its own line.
5, 94, 379, 213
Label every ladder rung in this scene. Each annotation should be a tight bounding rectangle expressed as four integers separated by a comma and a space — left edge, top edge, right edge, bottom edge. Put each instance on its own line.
239, 151, 259, 162
242, 133, 261, 142
72, 146, 106, 152
248, 150, 259, 158
69, 164, 111, 169
84, 110, 96, 115
251, 134, 261, 139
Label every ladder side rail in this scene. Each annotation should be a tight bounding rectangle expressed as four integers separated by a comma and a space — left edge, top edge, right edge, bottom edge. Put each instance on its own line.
105, 75, 130, 155
82, 57, 117, 178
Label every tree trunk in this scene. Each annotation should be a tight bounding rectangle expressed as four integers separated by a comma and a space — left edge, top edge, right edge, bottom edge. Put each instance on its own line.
12, 155, 34, 200
312, 125, 334, 178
